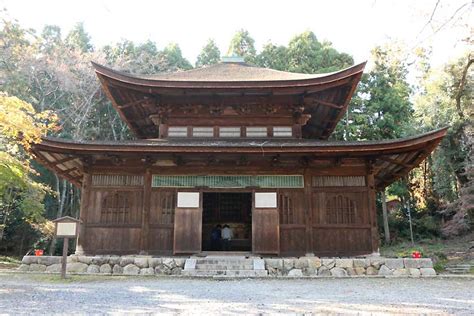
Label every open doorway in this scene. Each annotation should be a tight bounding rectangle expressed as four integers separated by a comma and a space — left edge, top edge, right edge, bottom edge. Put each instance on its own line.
202, 192, 252, 252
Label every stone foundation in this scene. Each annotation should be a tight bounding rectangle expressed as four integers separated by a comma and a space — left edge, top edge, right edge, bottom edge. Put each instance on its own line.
18, 255, 437, 277
264, 257, 436, 277
19, 255, 186, 276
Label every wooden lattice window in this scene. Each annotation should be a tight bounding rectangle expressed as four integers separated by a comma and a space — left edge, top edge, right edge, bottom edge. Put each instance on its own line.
219, 127, 241, 138
279, 194, 294, 224
246, 127, 267, 137
325, 195, 357, 224
168, 127, 188, 137
273, 126, 292, 137
100, 191, 136, 224
192, 127, 214, 137
160, 192, 175, 224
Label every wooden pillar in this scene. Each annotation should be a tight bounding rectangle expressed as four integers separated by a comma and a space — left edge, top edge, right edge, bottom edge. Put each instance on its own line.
381, 190, 391, 244
304, 171, 313, 254
75, 173, 91, 255
366, 170, 379, 253
140, 169, 152, 254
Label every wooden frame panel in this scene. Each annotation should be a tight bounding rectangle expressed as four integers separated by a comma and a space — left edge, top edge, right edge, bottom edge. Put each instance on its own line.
173, 191, 202, 254
252, 191, 280, 255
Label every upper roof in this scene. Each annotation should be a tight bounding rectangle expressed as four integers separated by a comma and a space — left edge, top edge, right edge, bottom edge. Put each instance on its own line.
94, 61, 359, 83
92, 61, 366, 139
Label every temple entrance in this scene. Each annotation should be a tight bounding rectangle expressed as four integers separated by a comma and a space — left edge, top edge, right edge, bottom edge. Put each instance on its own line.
201, 192, 252, 252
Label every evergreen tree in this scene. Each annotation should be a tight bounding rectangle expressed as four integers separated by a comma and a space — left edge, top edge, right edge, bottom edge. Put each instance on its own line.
255, 42, 289, 70
334, 44, 413, 141
227, 29, 256, 63
196, 39, 221, 68
287, 31, 353, 74
65, 22, 93, 53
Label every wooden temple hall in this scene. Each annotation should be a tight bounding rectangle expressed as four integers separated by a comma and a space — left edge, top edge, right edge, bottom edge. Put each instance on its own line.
32, 57, 447, 257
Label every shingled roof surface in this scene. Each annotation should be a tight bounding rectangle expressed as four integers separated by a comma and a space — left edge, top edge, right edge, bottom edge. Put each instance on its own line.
138, 62, 333, 81
93, 61, 365, 83
40, 128, 446, 148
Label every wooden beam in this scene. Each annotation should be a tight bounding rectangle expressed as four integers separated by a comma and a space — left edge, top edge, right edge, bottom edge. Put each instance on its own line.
117, 98, 146, 109
314, 99, 343, 109
53, 156, 77, 166
378, 156, 415, 168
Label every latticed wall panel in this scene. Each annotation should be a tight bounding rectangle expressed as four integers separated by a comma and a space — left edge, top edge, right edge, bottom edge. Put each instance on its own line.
152, 175, 304, 188
91, 174, 144, 187
312, 176, 366, 187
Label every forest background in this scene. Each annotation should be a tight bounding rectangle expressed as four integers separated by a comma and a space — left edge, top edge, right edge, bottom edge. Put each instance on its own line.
0, 5, 472, 259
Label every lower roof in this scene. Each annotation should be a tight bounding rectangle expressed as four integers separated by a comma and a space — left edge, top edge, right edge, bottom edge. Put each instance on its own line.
32, 128, 447, 189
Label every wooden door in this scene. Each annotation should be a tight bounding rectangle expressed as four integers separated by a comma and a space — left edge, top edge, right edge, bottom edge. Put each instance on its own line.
252, 192, 280, 254
173, 192, 202, 254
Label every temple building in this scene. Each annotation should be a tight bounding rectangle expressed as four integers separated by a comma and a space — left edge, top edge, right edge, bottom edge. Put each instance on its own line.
32, 57, 447, 257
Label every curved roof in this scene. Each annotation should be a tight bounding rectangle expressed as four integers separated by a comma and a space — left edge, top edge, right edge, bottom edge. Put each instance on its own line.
33, 128, 447, 189
92, 61, 366, 85
92, 61, 366, 139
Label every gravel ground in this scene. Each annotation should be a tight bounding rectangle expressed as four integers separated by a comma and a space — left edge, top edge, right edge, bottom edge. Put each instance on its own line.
0, 273, 473, 315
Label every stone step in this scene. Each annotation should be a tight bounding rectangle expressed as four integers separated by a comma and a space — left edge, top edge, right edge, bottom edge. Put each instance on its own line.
446, 268, 470, 272
196, 259, 254, 265
196, 264, 254, 270
182, 269, 268, 277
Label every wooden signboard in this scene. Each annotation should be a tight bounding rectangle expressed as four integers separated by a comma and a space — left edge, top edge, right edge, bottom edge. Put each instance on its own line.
53, 216, 80, 278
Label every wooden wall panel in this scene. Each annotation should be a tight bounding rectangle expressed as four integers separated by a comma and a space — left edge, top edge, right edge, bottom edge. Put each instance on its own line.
84, 227, 141, 255
150, 190, 175, 225
310, 189, 372, 255
87, 189, 143, 225
279, 227, 306, 255
278, 191, 306, 255
252, 208, 279, 254
147, 190, 175, 253
148, 228, 173, 254
83, 189, 143, 254
311, 227, 371, 256
174, 207, 202, 254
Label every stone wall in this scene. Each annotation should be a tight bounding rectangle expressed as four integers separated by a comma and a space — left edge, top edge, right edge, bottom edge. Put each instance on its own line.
19, 255, 186, 276
18, 255, 437, 277
264, 257, 436, 277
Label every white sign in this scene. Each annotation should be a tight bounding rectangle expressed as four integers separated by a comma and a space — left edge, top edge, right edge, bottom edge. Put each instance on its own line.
177, 192, 200, 208
56, 222, 77, 237
255, 192, 277, 208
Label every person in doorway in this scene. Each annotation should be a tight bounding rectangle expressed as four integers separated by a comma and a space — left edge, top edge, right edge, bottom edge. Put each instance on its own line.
210, 224, 222, 251
221, 224, 233, 251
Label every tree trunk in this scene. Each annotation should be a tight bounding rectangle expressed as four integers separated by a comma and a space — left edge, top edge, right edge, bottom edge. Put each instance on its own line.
50, 176, 68, 255
381, 190, 390, 244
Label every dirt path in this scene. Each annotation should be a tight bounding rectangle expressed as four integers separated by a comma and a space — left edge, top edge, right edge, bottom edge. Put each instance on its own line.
0, 273, 473, 315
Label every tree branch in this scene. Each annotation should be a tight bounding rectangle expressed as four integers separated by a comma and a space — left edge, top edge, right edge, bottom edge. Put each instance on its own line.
455, 54, 473, 119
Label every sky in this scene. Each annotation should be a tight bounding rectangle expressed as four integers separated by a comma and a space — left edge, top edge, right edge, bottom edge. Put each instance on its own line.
1, 0, 471, 67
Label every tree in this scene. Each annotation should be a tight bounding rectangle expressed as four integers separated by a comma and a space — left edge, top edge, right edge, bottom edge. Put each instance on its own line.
413, 53, 473, 236
161, 43, 193, 71
196, 39, 221, 68
287, 31, 353, 74
0, 92, 57, 251
255, 42, 289, 70
65, 22, 92, 53
331, 43, 414, 244
335, 43, 413, 141
227, 29, 256, 63
40, 25, 62, 53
